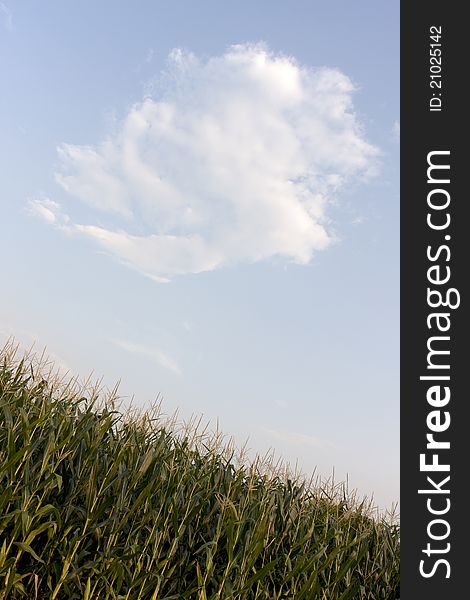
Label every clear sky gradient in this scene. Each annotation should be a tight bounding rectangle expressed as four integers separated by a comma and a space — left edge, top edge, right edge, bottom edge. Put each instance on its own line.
1, 1, 399, 510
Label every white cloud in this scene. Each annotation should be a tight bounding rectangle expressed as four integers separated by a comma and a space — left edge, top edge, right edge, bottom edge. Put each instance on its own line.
26, 197, 66, 225
111, 338, 181, 375
38, 43, 379, 281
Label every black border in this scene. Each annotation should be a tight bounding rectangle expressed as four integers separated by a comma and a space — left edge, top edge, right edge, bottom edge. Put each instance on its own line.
401, 3, 467, 596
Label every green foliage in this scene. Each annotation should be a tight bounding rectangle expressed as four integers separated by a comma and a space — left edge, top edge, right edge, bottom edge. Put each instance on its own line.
0, 345, 399, 599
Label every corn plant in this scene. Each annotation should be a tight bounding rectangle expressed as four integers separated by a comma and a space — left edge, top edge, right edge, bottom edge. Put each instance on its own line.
0, 342, 399, 599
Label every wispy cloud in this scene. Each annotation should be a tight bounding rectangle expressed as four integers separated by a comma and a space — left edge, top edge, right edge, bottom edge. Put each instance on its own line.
33, 43, 379, 281
145, 48, 155, 64
392, 119, 400, 142
0, 327, 75, 376
26, 197, 68, 225
262, 427, 335, 450
352, 216, 365, 226
111, 338, 181, 375
181, 321, 192, 332
0, 2, 12, 31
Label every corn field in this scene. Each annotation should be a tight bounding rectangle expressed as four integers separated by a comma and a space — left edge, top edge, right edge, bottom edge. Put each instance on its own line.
0, 343, 399, 599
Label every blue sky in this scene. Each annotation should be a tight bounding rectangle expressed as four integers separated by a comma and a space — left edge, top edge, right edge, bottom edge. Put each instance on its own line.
1, 1, 399, 509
